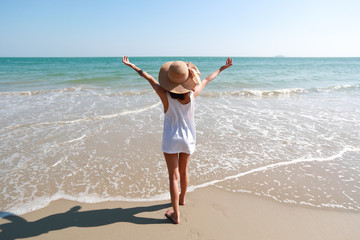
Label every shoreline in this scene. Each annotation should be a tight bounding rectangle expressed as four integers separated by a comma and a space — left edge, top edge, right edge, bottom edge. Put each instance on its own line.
1, 186, 359, 240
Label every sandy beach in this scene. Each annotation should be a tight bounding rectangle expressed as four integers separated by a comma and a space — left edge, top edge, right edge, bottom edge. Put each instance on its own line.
1, 186, 359, 240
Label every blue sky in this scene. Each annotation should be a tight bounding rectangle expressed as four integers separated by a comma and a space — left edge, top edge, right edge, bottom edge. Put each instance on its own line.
1, 0, 359, 57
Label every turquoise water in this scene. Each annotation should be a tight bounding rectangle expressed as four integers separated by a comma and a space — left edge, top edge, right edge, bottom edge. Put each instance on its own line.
1, 57, 360, 92
1, 57, 360, 215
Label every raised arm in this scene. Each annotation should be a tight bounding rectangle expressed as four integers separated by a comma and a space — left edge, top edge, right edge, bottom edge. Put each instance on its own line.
122, 56, 167, 100
193, 57, 233, 98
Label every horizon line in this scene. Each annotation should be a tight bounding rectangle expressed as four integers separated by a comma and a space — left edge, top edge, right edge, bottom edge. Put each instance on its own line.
1, 56, 360, 58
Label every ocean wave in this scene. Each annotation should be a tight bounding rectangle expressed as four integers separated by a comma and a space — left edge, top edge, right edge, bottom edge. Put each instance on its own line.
201, 88, 308, 97
1, 189, 171, 217
316, 84, 360, 92
188, 146, 360, 191
3, 101, 161, 130
201, 84, 360, 97
3, 146, 359, 217
1, 84, 359, 97
0, 87, 153, 96
0, 87, 83, 96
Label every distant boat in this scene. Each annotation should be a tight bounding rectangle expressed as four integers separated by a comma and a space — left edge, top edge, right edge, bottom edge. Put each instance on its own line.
274, 55, 285, 58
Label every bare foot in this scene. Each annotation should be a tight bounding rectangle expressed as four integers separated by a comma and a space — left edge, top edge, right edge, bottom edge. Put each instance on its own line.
165, 209, 180, 224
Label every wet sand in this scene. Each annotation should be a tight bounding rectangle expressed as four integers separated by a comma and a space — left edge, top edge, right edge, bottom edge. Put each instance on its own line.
1, 186, 359, 240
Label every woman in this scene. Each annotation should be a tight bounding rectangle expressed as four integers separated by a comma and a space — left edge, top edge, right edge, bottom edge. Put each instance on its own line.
122, 56, 232, 224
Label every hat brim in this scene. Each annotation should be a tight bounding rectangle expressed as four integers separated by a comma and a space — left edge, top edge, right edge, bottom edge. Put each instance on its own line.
159, 61, 199, 94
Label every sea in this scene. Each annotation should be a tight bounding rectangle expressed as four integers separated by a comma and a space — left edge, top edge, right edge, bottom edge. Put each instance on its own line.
1, 57, 359, 216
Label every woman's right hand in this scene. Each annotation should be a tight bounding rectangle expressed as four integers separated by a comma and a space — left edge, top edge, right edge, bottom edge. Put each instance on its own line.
122, 56, 134, 68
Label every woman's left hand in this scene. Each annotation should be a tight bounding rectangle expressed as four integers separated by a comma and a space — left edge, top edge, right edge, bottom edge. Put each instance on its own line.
220, 57, 233, 71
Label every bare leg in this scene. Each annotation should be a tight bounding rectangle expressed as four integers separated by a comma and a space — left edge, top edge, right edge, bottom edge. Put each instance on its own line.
179, 152, 190, 205
164, 152, 180, 224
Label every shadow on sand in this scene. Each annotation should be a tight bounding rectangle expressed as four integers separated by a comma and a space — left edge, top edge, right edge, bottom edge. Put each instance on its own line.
0, 202, 172, 239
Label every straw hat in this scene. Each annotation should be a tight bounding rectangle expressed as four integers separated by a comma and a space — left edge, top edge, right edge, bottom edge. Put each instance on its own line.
159, 61, 201, 94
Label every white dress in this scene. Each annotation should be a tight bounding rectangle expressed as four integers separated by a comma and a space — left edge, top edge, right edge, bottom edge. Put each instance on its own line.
162, 91, 196, 154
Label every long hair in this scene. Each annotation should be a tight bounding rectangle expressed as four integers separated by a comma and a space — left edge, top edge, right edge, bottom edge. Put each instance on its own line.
169, 92, 185, 100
